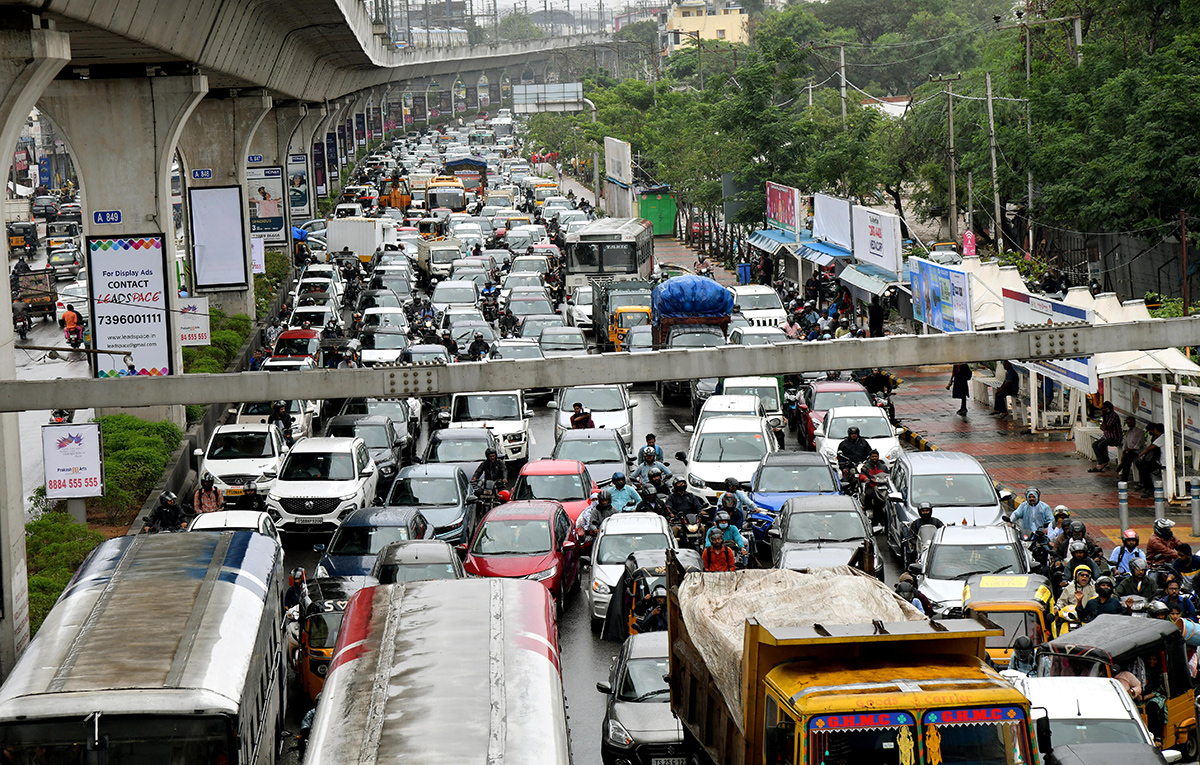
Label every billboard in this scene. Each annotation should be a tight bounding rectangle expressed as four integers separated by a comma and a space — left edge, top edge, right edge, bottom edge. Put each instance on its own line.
369, 107, 382, 137
851, 206, 902, 273
43, 422, 103, 499
511, 83, 585, 113
812, 193, 853, 251
313, 139, 327, 197
765, 181, 800, 236
245, 165, 287, 245
466, 86, 478, 109
413, 93, 427, 121
326, 132, 339, 182
1002, 288, 1098, 392
910, 256, 972, 333
355, 113, 366, 146
86, 233, 174, 377
178, 296, 211, 347
188, 185, 248, 290
287, 153, 311, 220
604, 137, 633, 186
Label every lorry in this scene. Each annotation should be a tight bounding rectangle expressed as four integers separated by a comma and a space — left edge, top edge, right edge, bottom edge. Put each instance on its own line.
324, 216, 398, 264
650, 274, 733, 348
665, 556, 1042, 765
4, 198, 30, 224
591, 279, 653, 352
416, 237, 465, 284
15, 267, 57, 319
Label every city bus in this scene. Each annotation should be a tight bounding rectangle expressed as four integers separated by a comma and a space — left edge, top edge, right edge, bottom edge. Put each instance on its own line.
0, 532, 286, 764
305, 578, 570, 764
426, 174, 467, 212
563, 216, 655, 289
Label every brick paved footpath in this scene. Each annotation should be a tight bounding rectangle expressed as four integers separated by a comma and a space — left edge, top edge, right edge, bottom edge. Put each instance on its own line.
895, 365, 1200, 552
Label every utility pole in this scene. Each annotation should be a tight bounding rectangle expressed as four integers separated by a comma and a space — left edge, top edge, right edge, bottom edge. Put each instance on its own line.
807, 79, 813, 107
930, 73, 962, 242
967, 171, 974, 232
985, 71, 1004, 254
838, 43, 846, 124
1184, 210, 1190, 316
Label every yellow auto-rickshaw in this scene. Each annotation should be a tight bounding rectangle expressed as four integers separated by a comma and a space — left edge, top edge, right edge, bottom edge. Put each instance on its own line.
294, 577, 362, 701
962, 572, 1062, 667
599, 548, 702, 643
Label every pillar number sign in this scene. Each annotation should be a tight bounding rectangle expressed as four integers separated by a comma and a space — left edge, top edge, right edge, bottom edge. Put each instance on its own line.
86, 234, 174, 377
43, 422, 104, 499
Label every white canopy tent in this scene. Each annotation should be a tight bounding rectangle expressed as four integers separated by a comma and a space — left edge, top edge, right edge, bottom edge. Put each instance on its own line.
957, 258, 1031, 330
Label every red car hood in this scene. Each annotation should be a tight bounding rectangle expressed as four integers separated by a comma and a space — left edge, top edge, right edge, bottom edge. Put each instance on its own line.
465, 551, 556, 578
560, 499, 591, 525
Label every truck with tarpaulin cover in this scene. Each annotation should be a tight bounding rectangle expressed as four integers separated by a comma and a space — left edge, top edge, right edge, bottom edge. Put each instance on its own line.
650, 274, 733, 348
664, 554, 1042, 765
444, 156, 488, 198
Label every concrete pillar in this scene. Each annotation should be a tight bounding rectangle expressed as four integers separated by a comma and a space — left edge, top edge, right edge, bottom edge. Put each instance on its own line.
175, 91, 272, 319
316, 99, 344, 197
333, 99, 354, 182
39, 74, 206, 427
0, 22, 70, 677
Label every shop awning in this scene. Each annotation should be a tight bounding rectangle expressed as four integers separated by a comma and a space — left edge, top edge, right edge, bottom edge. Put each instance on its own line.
797, 239, 851, 266
838, 262, 898, 296
748, 227, 800, 255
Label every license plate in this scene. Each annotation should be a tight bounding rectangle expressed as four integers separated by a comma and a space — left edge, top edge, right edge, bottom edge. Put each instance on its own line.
225, 487, 243, 496
293, 517, 323, 525
652, 759, 686, 765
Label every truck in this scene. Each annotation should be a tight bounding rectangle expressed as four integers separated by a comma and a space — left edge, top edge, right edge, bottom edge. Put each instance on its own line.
4, 198, 30, 224
665, 557, 1043, 765
408, 172, 435, 205
416, 237, 464, 283
590, 279, 653, 352
650, 274, 733, 348
15, 267, 57, 319
324, 216, 398, 264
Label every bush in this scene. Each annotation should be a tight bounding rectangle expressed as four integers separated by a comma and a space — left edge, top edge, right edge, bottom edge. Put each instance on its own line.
93, 415, 182, 526
185, 404, 205, 423
25, 511, 105, 634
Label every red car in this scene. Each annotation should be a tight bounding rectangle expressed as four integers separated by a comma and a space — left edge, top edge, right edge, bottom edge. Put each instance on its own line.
801, 380, 873, 447
461, 500, 581, 613
271, 328, 322, 363
509, 459, 598, 525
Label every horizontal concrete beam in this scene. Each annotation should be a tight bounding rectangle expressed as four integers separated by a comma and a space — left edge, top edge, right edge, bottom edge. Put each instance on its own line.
0, 318, 1196, 411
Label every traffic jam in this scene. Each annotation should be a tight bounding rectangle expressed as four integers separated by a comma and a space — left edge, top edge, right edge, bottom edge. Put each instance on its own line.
2, 116, 1191, 765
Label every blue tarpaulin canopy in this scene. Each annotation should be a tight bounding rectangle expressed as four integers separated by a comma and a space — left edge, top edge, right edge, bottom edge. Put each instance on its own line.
291, 226, 308, 241
748, 228, 801, 254
651, 274, 735, 324
797, 240, 851, 266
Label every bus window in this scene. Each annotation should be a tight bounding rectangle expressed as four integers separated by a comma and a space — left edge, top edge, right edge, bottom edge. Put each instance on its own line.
763, 693, 797, 765
570, 243, 600, 272
601, 243, 635, 273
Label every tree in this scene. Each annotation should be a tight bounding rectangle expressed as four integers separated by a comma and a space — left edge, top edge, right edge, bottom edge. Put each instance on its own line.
496, 12, 546, 41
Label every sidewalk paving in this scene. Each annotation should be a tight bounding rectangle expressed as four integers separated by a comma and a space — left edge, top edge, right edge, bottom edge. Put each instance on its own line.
896, 365, 1200, 551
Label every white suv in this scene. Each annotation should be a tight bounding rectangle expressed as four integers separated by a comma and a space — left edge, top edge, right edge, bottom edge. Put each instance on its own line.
445, 390, 532, 462
587, 512, 675, 631
676, 415, 779, 504
728, 285, 787, 327
266, 437, 378, 533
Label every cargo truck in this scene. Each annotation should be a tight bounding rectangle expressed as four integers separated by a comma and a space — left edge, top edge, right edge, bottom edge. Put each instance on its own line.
664, 555, 1043, 765
651, 275, 733, 399
15, 267, 57, 318
590, 279, 653, 352
325, 216, 398, 264
416, 237, 464, 284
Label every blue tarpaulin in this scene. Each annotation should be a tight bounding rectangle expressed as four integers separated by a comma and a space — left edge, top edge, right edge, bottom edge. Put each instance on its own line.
651, 275, 735, 324
291, 226, 308, 241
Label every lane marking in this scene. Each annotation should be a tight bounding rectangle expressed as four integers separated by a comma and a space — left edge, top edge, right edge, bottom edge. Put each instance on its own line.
669, 418, 685, 435
651, 393, 664, 408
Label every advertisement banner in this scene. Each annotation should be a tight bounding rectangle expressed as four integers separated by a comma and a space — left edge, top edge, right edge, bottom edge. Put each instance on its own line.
335, 125, 347, 167
490, 82, 501, 105
466, 86, 478, 109
313, 139, 327, 197
38, 156, 50, 188
413, 93, 427, 121
1002, 288, 1097, 392
850, 206, 902, 273
909, 256, 972, 333
251, 238, 265, 275
387, 101, 400, 131
245, 165, 287, 245
355, 113, 366, 146
178, 296, 211, 347
440, 90, 451, 113
189, 186, 248, 290
605, 137, 633, 185
765, 181, 800, 235
326, 133, 339, 182
812, 193, 853, 251
43, 422, 103, 499
963, 229, 976, 258
86, 233, 174, 377
369, 107, 382, 137
286, 154, 311, 220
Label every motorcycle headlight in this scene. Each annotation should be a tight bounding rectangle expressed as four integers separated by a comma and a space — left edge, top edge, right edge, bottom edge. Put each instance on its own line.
687, 473, 705, 489
526, 565, 557, 582
591, 580, 610, 594
606, 718, 634, 747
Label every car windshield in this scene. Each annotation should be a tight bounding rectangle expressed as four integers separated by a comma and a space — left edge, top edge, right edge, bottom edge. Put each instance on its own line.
342, 399, 408, 421
825, 414, 892, 439
565, 388, 625, 412
596, 533, 670, 565
975, 610, 1038, 650
1046, 718, 1146, 746
617, 656, 671, 703
375, 562, 459, 584
511, 258, 547, 273
514, 473, 587, 502
504, 274, 542, 289
359, 293, 403, 309
725, 385, 780, 411
273, 336, 318, 357
471, 519, 551, 555
428, 436, 488, 463
279, 451, 356, 481
911, 474, 998, 507
556, 438, 623, 464
305, 612, 343, 649
736, 292, 783, 310
694, 432, 769, 463
812, 390, 872, 410
521, 318, 563, 337
328, 525, 412, 554
361, 333, 407, 350
925, 543, 1022, 580
48, 251, 76, 264
208, 432, 274, 459
670, 331, 723, 348
786, 511, 866, 542
452, 395, 521, 421
510, 298, 553, 315
922, 712, 1030, 765
353, 424, 390, 448
540, 331, 586, 349
388, 476, 458, 506
492, 344, 544, 360
806, 718, 917, 765
628, 329, 652, 348
756, 465, 834, 493
408, 350, 448, 363
618, 311, 649, 329
431, 284, 475, 303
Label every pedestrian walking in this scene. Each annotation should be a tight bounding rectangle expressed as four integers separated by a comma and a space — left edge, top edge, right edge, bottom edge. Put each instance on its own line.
947, 364, 972, 416
1089, 402, 1123, 472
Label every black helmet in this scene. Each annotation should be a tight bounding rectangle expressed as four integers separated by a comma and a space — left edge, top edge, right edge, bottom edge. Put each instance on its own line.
160, 491, 177, 506
201, 473, 215, 488
1068, 519, 1086, 537
274, 400, 287, 411
724, 477, 740, 489
707, 527, 724, 542
847, 426, 860, 436
673, 478, 687, 491
894, 582, 916, 599
1013, 635, 1033, 652
474, 331, 483, 338
1155, 518, 1176, 536
485, 447, 498, 458
245, 481, 258, 495
1096, 575, 1116, 591
648, 466, 662, 479
641, 446, 657, 461
1147, 601, 1169, 618
1069, 540, 1087, 556
917, 502, 933, 515
597, 490, 612, 505
715, 510, 731, 524
719, 493, 738, 508
643, 486, 658, 497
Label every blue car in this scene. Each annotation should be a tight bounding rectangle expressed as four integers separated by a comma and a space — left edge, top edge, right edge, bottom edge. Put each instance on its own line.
315, 505, 434, 578
749, 451, 840, 515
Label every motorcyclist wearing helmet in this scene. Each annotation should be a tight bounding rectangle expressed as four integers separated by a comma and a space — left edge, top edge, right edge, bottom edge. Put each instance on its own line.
1109, 529, 1146, 575
285, 567, 307, 609
1158, 576, 1197, 620
632, 448, 672, 487
907, 502, 944, 538
1010, 635, 1036, 675
835, 427, 872, 486
715, 491, 745, 530
705, 510, 746, 555
1081, 575, 1125, 623
608, 472, 641, 512
1054, 564, 1096, 615
268, 401, 295, 444
193, 473, 224, 514
1146, 600, 1170, 620
857, 449, 889, 522
1010, 487, 1053, 534
782, 313, 802, 340
585, 490, 616, 534
1147, 518, 1180, 566
635, 486, 668, 517
894, 581, 925, 615
861, 367, 894, 397
466, 330, 490, 360
644, 467, 668, 497
147, 491, 187, 531
1064, 539, 1101, 580
471, 447, 508, 486
719, 477, 754, 527
665, 477, 705, 523
1053, 518, 1103, 562
642, 433, 664, 463
702, 527, 737, 572
499, 308, 519, 337
569, 402, 595, 429
1046, 506, 1071, 542
635, 585, 669, 633
1116, 556, 1158, 600
321, 317, 342, 340
439, 329, 460, 358
242, 481, 266, 512
266, 316, 283, 347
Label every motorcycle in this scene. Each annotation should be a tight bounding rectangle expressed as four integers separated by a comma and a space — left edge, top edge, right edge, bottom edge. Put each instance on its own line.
473, 479, 506, 517
695, 263, 714, 279
49, 409, 74, 424
743, 508, 776, 567
856, 465, 890, 526
140, 504, 196, 534
64, 323, 84, 348
13, 313, 30, 341
674, 511, 708, 551
1019, 527, 1055, 574
480, 293, 500, 322
872, 390, 898, 426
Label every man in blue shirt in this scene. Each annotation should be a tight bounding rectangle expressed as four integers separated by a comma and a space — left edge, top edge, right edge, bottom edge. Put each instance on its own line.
607, 472, 641, 512
1010, 487, 1053, 534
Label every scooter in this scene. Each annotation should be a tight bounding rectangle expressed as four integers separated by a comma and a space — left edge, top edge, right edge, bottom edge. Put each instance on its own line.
856, 466, 890, 526
64, 323, 84, 348
873, 390, 898, 425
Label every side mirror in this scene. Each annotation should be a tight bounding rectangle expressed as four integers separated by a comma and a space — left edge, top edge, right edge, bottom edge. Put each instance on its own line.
684, 425, 695, 434
546, 400, 558, 409
360, 466, 375, 478
767, 527, 781, 538
907, 562, 923, 576
998, 490, 1014, 502
193, 448, 204, 457
675, 451, 688, 462
455, 543, 468, 558
1035, 716, 1051, 755
887, 491, 903, 503
630, 400, 639, 408
524, 409, 533, 418
580, 555, 591, 567
313, 543, 326, 553
596, 681, 612, 694
263, 471, 278, 480
1162, 750, 1183, 764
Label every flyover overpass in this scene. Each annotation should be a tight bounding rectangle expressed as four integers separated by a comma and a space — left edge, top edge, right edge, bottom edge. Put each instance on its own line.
0, 4, 603, 675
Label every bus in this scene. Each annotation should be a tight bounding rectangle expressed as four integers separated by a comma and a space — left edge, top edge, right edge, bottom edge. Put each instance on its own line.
563, 217, 655, 289
305, 578, 570, 764
0, 532, 286, 764
426, 175, 467, 212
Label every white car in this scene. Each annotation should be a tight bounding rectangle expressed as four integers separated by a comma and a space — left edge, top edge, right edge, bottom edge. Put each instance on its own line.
728, 284, 787, 327
361, 307, 409, 333
587, 512, 675, 630
260, 357, 318, 373
188, 510, 282, 550
446, 390, 533, 462
815, 405, 902, 466
915, 524, 1029, 617
719, 376, 786, 431
676, 415, 779, 503
55, 278, 90, 325
195, 423, 288, 500
266, 437, 379, 532
234, 399, 319, 442
289, 304, 339, 331
430, 279, 478, 315
550, 384, 637, 443
567, 285, 594, 331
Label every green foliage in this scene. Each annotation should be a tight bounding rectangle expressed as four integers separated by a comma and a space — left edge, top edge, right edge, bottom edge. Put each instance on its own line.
185, 404, 206, 424
94, 415, 182, 526
496, 12, 545, 42
253, 249, 291, 323
25, 511, 105, 635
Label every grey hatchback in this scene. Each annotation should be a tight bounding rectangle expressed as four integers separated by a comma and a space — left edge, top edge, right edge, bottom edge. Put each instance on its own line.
598, 631, 687, 765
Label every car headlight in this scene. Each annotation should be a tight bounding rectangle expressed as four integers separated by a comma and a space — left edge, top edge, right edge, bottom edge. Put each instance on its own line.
886, 447, 900, 461
688, 473, 705, 489
606, 718, 634, 747
339, 493, 358, 503
592, 580, 610, 594
315, 565, 328, 578
526, 565, 557, 582
382, 464, 397, 475
504, 433, 523, 443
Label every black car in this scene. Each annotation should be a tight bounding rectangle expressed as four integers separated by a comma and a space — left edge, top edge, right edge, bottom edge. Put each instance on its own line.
768, 495, 882, 578
58, 202, 83, 223
370, 539, 465, 583
314, 505, 434, 578
598, 631, 688, 765
31, 195, 59, 221
353, 288, 403, 314
338, 398, 418, 460
385, 464, 478, 543
323, 415, 404, 498
420, 427, 499, 481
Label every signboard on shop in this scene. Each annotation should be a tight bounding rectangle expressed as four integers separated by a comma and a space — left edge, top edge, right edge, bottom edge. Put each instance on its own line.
909, 256, 972, 333
850, 206, 902, 273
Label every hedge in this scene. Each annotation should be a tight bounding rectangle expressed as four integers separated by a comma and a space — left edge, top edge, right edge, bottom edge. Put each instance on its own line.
26, 511, 105, 635
93, 415, 182, 526
181, 308, 255, 374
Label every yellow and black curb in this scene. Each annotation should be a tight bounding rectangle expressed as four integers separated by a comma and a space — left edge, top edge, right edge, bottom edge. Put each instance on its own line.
899, 426, 938, 453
